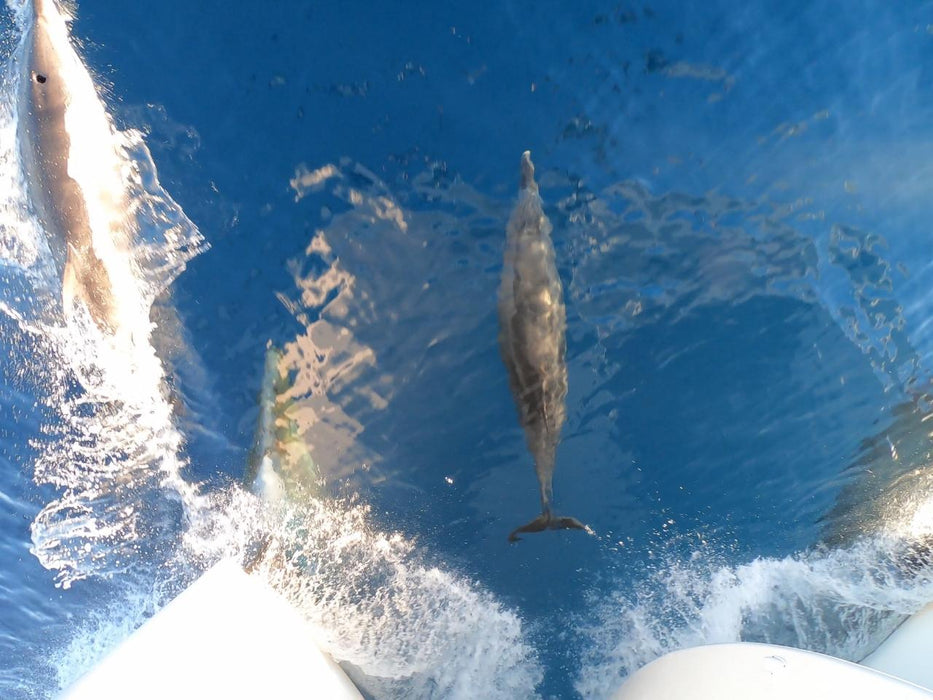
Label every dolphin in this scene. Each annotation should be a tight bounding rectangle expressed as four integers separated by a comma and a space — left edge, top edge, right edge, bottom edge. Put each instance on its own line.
17, 0, 119, 330
244, 342, 323, 503
498, 151, 588, 542
242, 342, 324, 572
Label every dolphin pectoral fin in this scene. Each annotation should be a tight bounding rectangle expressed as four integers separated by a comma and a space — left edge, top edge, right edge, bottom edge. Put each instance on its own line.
508, 513, 551, 542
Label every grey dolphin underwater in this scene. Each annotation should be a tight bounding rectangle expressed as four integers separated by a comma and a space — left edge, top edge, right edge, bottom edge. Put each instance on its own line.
241, 343, 324, 572
17, 0, 118, 330
244, 343, 323, 503
498, 151, 588, 542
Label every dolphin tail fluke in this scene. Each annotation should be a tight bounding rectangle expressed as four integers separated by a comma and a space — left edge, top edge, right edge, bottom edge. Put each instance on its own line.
508, 511, 590, 542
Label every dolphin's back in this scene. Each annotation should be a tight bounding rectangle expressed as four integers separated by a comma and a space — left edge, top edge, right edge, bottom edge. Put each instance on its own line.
19, 0, 116, 328
498, 152, 586, 541
498, 152, 567, 455
21, 2, 79, 249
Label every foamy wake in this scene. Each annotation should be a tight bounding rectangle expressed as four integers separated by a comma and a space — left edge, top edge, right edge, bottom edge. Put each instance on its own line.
575, 535, 933, 698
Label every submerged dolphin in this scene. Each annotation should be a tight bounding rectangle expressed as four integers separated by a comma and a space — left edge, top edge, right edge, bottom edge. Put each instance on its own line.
18, 0, 118, 330
244, 343, 323, 503
242, 343, 324, 572
498, 151, 587, 542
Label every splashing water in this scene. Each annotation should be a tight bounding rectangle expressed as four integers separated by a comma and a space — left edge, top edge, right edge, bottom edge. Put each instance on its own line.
172, 488, 545, 700
575, 535, 933, 698
47, 485, 544, 699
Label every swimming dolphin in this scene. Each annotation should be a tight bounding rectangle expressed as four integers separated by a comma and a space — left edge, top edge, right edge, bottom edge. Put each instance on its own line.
244, 343, 323, 503
498, 151, 587, 542
241, 342, 324, 572
18, 0, 119, 330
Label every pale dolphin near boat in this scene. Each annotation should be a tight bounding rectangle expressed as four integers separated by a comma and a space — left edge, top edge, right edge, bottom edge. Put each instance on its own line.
242, 342, 324, 572
498, 151, 588, 542
244, 342, 323, 503
17, 0, 126, 331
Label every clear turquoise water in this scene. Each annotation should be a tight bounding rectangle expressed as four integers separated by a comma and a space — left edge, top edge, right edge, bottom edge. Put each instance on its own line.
3, 1, 933, 698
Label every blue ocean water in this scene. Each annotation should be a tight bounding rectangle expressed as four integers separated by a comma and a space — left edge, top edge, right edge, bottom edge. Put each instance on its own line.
3, 0, 933, 697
